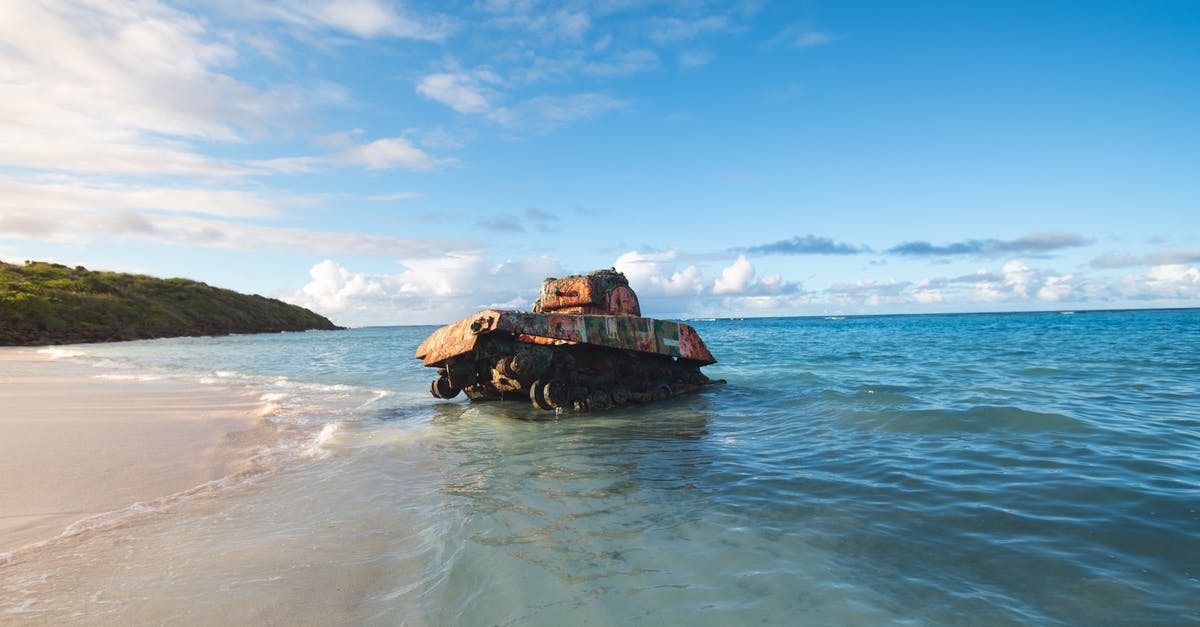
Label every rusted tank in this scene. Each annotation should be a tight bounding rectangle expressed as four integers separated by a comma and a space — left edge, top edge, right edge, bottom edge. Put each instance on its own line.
415, 269, 723, 412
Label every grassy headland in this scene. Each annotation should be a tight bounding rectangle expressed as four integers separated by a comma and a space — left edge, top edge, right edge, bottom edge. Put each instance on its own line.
1, 261, 342, 345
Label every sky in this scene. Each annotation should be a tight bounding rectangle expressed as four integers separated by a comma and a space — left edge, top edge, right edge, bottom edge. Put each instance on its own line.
1, 0, 1198, 326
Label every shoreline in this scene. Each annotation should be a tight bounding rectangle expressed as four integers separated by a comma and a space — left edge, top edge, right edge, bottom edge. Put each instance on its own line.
0, 348, 277, 556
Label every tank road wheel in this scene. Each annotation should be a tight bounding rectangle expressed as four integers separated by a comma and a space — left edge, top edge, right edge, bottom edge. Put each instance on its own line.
509, 352, 535, 378
652, 383, 671, 402
542, 379, 570, 409
610, 384, 631, 406
499, 352, 536, 380
529, 379, 551, 410
431, 377, 461, 399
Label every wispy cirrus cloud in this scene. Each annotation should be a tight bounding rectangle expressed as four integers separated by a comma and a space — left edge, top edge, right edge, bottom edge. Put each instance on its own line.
0, 179, 288, 220
0, 204, 470, 258
491, 93, 627, 131
416, 67, 627, 131
763, 23, 838, 50
412, 4, 762, 130
255, 134, 450, 173
2, 0, 442, 183
0, 1, 290, 177
218, 0, 458, 41
648, 15, 739, 44
886, 232, 1091, 258
416, 70, 502, 114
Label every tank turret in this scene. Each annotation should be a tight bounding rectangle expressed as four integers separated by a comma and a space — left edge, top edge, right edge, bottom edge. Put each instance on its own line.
533, 269, 641, 316
415, 269, 723, 413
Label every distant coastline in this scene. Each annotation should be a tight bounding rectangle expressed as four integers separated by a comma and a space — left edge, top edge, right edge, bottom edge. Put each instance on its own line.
1, 261, 342, 346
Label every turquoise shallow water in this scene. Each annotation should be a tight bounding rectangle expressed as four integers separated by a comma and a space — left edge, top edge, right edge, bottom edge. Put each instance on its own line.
4, 309, 1199, 625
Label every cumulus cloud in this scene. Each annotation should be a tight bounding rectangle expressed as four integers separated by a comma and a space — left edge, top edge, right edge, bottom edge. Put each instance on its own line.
964, 261, 1079, 304
615, 250, 706, 297
887, 233, 1091, 258
711, 255, 802, 297
820, 260, 1089, 308
1115, 264, 1200, 301
611, 251, 806, 316
713, 255, 755, 295
288, 255, 565, 325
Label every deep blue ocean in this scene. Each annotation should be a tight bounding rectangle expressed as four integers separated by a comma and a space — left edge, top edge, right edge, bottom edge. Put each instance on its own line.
5, 309, 1199, 625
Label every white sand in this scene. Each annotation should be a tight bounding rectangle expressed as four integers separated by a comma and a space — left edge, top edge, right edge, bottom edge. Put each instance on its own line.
0, 348, 274, 554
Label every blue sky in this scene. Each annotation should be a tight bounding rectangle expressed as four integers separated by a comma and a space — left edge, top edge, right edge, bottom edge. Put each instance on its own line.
1, 1, 1197, 325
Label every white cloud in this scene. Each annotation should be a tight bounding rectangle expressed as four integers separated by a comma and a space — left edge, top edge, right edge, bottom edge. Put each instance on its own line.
1, 0, 434, 184
1036, 274, 1076, 301
231, 0, 457, 41
417, 71, 501, 114
288, 255, 565, 325
713, 255, 755, 295
0, 0, 307, 177
1120, 264, 1200, 300
0, 205, 469, 258
963, 260, 1079, 303
332, 136, 446, 170
256, 134, 449, 173
910, 279, 945, 304
614, 250, 706, 297
0, 179, 284, 219
1002, 260, 1036, 298
416, 65, 626, 131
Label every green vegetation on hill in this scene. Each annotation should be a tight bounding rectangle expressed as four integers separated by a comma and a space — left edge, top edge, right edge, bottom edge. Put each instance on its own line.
1, 261, 342, 345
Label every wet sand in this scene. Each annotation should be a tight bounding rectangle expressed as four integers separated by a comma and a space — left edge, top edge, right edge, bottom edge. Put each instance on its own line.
0, 348, 274, 555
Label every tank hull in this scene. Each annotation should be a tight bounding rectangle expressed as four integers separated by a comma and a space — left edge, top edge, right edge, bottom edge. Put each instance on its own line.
415, 310, 721, 412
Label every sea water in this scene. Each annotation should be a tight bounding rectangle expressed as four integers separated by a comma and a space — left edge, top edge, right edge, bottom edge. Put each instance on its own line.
2, 309, 1198, 625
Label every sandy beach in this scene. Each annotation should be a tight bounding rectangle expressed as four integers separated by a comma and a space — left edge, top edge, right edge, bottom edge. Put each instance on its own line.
0, 348, 275, 556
